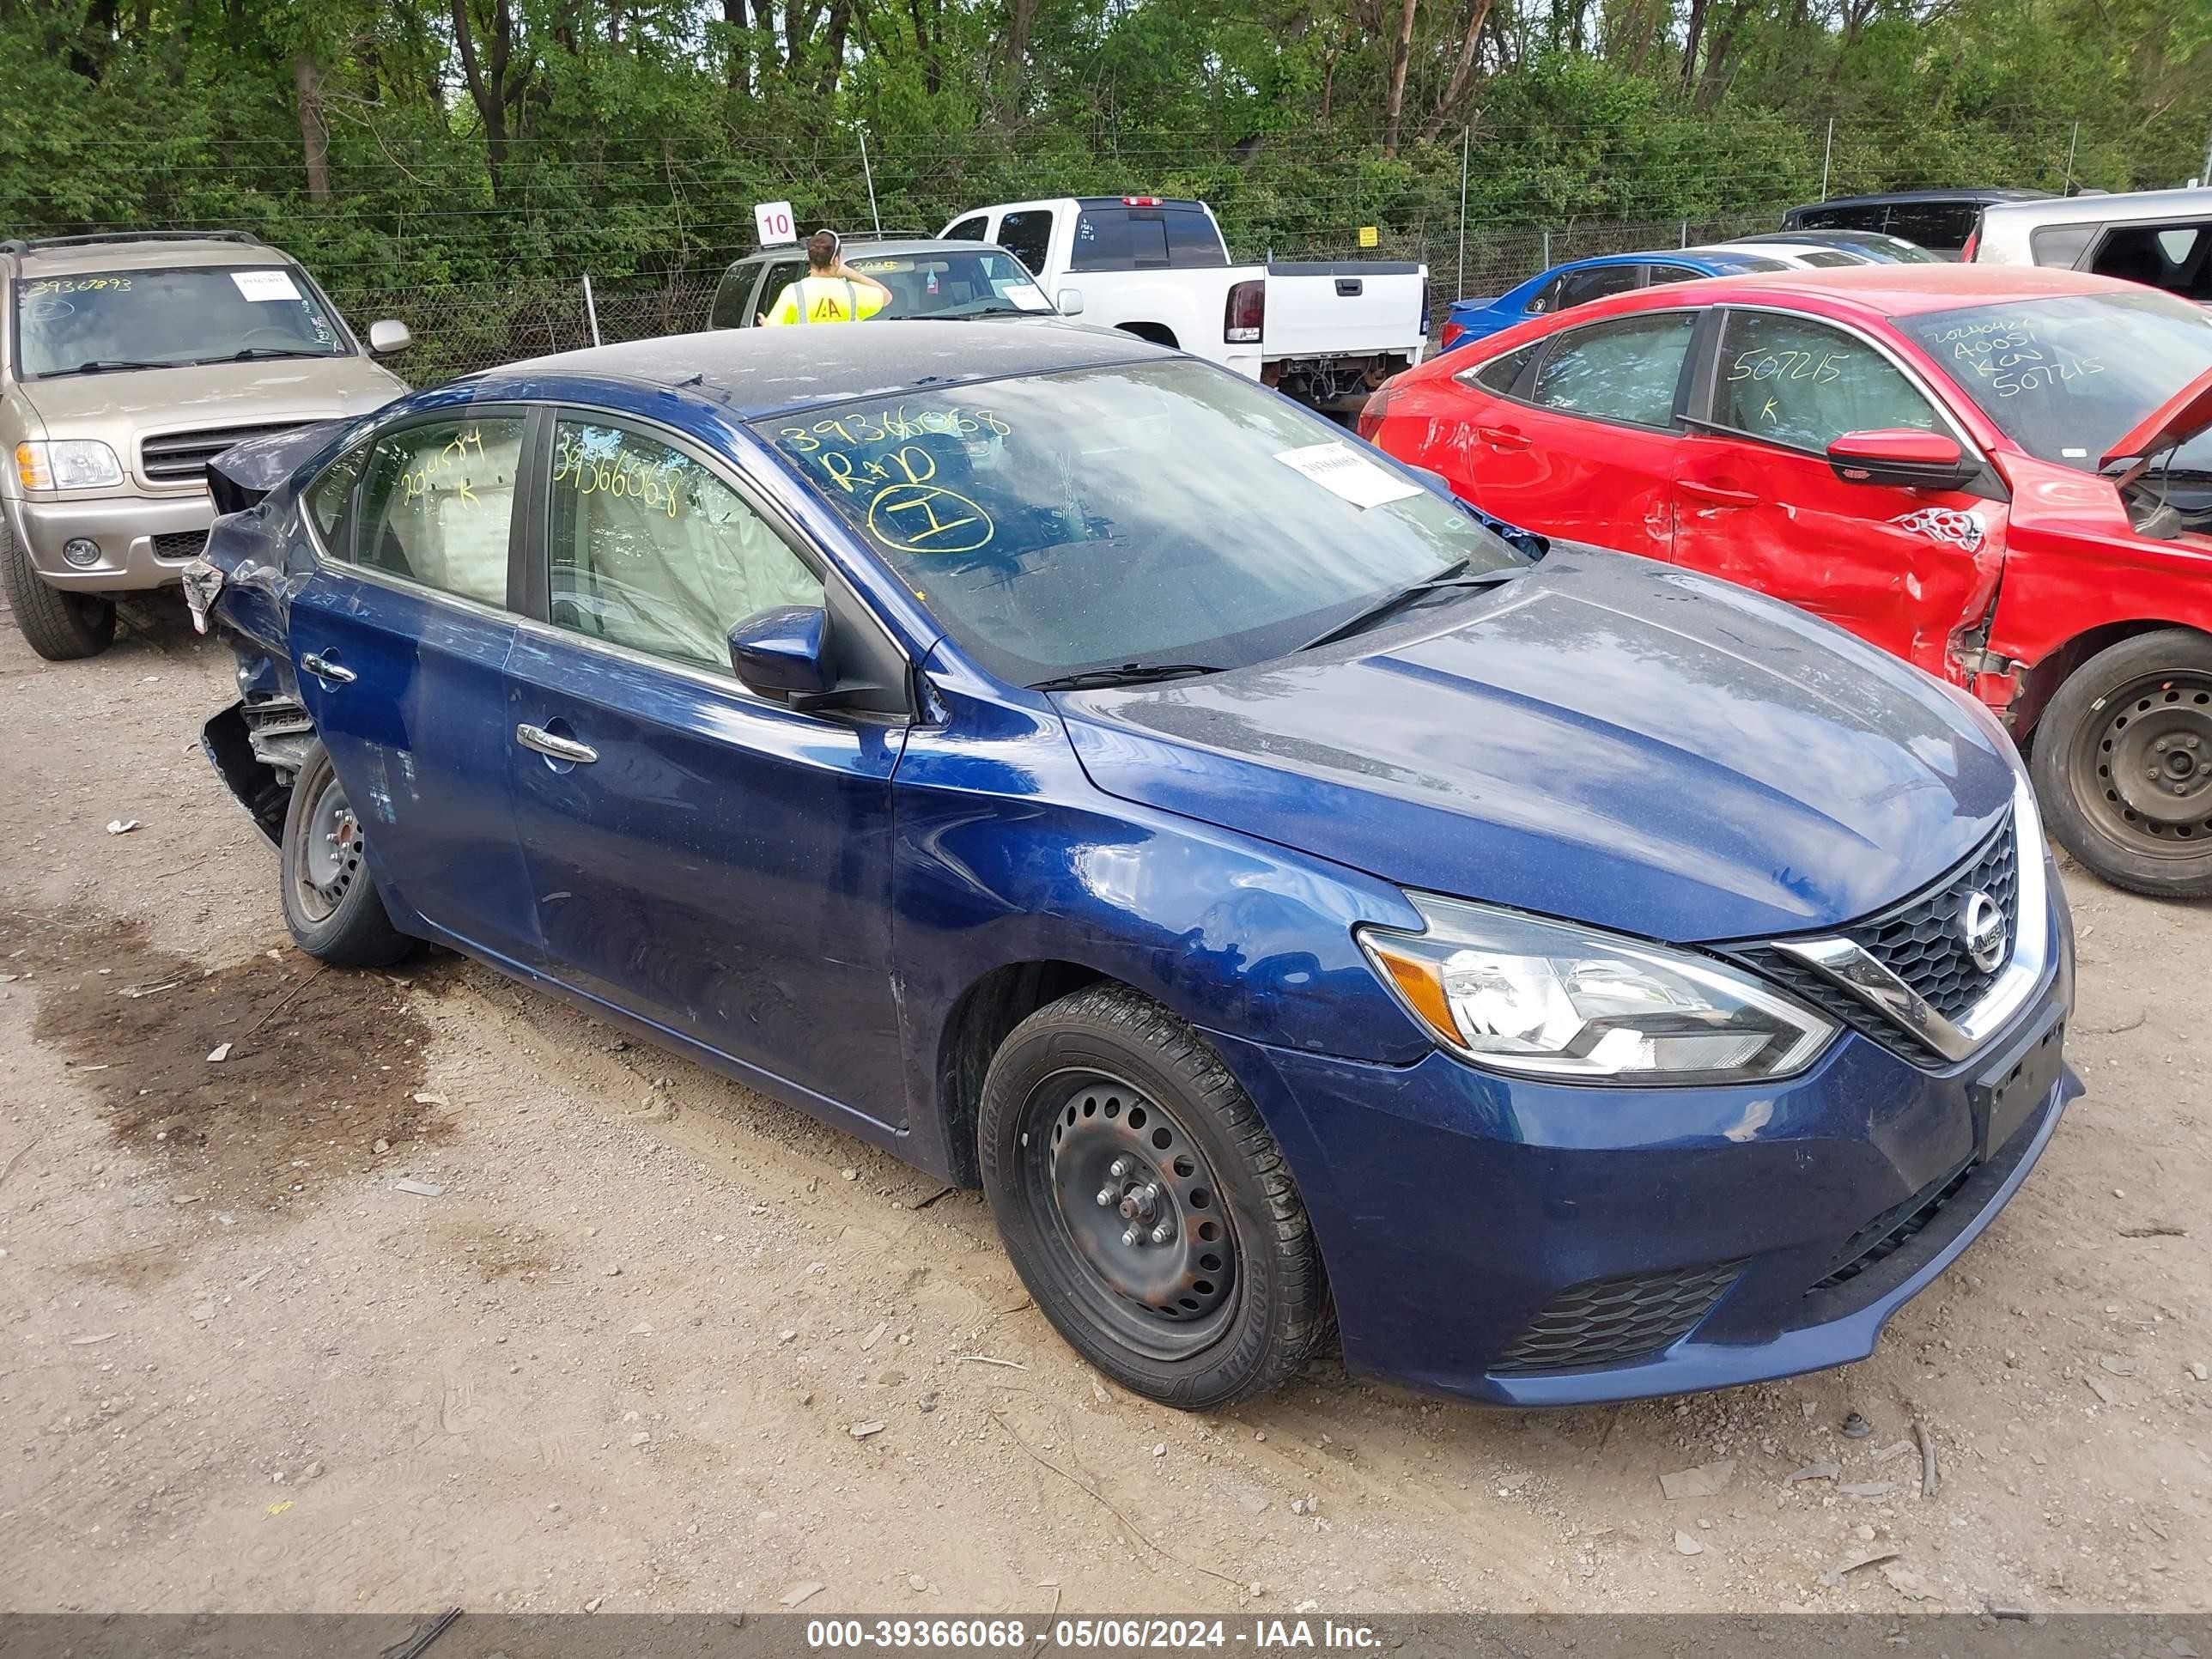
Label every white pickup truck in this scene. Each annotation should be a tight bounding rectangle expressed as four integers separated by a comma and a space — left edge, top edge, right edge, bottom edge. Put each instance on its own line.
939, 196, 1430, 416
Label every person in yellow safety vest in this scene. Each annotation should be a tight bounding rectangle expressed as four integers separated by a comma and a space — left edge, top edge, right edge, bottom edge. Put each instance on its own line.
760, 229, 894, 326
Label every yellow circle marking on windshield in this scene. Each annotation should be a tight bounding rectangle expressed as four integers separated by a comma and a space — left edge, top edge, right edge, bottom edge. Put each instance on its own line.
867, 483, 994, 554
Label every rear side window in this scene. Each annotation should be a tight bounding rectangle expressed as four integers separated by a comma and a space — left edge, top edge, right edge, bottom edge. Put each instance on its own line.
943, 216, 988, 242
1644, 264, 1703, 287
1463, 343, 1539, 396
2031, 223, 2100, 268
1885, 202, 1979, 251
1528, 312, 1696, 428
1552, 264, 1642, 313
996, 210, 1054, 277
350, 416, 526, 606
1714, 313, 1938, 453
708, 264, 761, 330
305, 444, 368, 554
2087, 221, 2212, 301
1792, 204, 1889, 234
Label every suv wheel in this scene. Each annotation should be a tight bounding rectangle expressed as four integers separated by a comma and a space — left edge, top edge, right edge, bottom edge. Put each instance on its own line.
977, 983, 1329, 1408
2032, 628, 2212, 899
1, 519, 116, 660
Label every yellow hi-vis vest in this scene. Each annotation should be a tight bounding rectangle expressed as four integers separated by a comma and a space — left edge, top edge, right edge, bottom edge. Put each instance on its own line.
764, 276, 887, 325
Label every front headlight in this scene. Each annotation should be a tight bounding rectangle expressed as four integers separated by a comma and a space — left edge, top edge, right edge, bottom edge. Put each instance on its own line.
15, 440, 125, 490
1358, 895, 1837, 1085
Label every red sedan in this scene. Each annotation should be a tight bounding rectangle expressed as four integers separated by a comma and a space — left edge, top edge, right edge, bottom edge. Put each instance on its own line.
1364, 264, 2212, 899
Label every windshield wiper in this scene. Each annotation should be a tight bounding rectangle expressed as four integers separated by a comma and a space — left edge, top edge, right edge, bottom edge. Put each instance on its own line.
1031, 662, 1223, 692
46, 358, 170, 376
1297, 561, 1526, 653
202, 346, 323, 363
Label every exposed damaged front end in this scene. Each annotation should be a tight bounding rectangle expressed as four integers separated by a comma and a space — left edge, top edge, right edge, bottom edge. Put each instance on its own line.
185, 421, 348, 848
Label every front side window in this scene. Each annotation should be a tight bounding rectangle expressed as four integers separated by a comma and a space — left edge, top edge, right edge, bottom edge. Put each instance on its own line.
751, 260, 809, 325
708, 264, 763, 330
2086, 221, 2212, 301
1884, 202, 1978, 251
15, 264, 349, 378
1714, 312, 1937, 453
1645, 264, 1703, 287
351, 416, 526, 606
943, 216, 988, 242
1895, 290, 2212, 473
549, 419, 822, 676
305, 444, 368, 553
1528, 312, 1696, 428
994, 211, 1054, 277
1794, 204, 1889, 234
1553, 264, 1643, 312
757, 360, 1529, 687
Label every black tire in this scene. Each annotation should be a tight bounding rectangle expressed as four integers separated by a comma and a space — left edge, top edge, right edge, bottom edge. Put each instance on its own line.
2030, 628, 2212, 900
0, 519, 115, 660
278, 738, 415, 966
977, 983, 1329, 1408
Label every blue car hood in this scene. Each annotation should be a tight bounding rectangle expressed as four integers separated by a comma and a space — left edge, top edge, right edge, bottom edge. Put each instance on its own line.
1056, 551, 2016, 944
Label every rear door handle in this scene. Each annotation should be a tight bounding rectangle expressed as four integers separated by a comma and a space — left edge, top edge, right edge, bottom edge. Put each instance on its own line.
515, 723, 599, 764
300, 651, 356, 686
1475, 425, 1530, 452
1679, 479, 1759, 507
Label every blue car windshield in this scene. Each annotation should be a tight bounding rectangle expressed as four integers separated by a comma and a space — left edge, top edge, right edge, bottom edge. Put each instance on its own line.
757, 360, 1529, 685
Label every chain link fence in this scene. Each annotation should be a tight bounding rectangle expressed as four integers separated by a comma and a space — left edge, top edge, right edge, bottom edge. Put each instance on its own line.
358, 206, 1796, 386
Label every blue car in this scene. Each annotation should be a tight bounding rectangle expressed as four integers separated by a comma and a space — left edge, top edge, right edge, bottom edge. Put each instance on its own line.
185, 321, 2077, 1410
1440, 247, 1788, 351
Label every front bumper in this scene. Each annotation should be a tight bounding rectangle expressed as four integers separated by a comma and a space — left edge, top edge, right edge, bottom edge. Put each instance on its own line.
3, 489, 214, 592
1213, 890, 2077, 1407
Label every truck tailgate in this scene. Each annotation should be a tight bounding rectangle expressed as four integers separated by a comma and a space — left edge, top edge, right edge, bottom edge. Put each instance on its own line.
1263, 262, 1427, 359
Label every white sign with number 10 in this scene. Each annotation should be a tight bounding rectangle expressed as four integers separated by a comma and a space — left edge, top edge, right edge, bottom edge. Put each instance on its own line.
754, 201, 797, 246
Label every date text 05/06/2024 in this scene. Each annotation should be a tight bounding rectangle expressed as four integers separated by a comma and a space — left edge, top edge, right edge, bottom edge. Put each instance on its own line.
804, 1619, 1383, 1651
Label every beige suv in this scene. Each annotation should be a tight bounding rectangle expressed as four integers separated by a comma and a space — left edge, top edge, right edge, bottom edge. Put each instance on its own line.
1, 231, 411, 659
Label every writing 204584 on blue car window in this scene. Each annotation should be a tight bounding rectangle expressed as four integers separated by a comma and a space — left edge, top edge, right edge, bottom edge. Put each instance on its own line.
185, 318, 2077, 1411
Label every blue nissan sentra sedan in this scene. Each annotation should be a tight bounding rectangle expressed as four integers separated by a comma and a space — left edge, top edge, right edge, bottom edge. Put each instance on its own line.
185, 321, 2078, 1410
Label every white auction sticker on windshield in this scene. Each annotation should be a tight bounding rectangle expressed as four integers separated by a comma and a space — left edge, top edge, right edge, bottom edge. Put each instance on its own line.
1273, 441, 1424, 509
1003, 283, 1052, 313
230, 270, 301, 303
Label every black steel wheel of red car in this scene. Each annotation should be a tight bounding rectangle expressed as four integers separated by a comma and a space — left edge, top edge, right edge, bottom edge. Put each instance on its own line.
277, 737, 417, 967
2032, 629, 2212, 900
977, 983, 1330, 1407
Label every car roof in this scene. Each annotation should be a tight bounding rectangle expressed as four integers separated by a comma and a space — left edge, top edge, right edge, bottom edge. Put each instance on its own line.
1790, 188, 2051, 210
726, 236, 1000, 267
1568, 261, 2142, 324
4, 233, 295, 278
470, 319, 1163, 422
1978, 185, 2212, 228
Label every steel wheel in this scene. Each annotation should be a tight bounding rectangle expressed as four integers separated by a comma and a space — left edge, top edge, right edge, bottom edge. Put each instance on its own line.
1017, 1067, 1239, 1362
2070, 669, 2212, 858
289, 773, 364, 923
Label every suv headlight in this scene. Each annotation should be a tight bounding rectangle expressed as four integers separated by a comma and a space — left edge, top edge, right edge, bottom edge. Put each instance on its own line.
1358, 895, 1837, 1085
15, 441, 125, 490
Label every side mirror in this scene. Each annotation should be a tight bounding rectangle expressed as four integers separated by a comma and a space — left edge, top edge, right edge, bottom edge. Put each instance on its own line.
728, 605, 835, 701
1055, 288, 1086, 317
367, 319, 413, 356
1826, 428, 1978, 491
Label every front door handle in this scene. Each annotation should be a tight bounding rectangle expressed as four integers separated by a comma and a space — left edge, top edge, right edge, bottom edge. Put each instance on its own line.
301, 651, 356, 686
515, 723, 599, 764
1679, 479, 1759, 507
1475, 425, 1530, 452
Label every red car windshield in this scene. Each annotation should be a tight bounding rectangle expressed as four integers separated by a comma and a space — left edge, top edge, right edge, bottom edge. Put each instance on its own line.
1896, 289, 2212, 475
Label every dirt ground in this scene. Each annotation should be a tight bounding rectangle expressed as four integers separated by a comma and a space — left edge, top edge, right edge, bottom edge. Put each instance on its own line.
3, 595, 2209, 1620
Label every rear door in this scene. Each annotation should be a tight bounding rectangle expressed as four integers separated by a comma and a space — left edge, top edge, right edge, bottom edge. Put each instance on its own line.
286, 408, 543, 968
502, 410, 911, 1126
1671, 307, 2002, 674
1441, 308, 1698, 556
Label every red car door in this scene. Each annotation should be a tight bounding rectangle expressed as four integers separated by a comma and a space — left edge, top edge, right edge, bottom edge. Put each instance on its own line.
1672, 307, 2005, 679
1421, 308, 1699, 559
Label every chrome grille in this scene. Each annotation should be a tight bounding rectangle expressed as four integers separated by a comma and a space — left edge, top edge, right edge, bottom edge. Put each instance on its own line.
140, 422, 305, 485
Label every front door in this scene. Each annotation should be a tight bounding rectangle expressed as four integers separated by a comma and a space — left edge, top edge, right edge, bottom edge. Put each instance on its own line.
503, 412, 911, 1128
1673, 308, 2003, 676
285, 410, 543, 969
1452, 307, 1698, 557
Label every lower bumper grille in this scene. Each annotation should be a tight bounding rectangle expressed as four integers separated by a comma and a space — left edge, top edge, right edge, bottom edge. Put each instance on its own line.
1812, 1158, 1975, 1291
152, 530, 208, 561
1493, 1261, 1743, 1374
